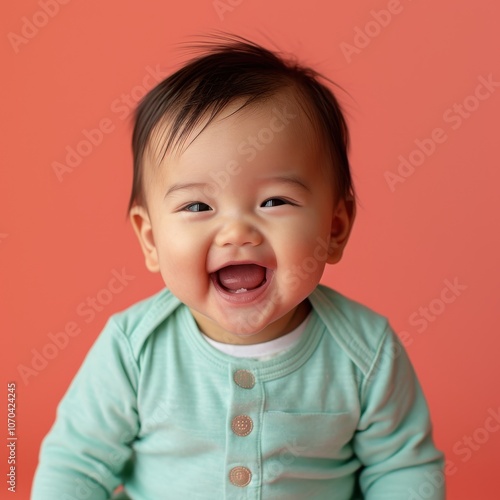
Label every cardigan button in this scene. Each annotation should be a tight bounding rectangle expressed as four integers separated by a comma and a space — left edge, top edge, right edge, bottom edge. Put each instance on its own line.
231, 415, 253, 436
229, 466, 252, 487
233, 369, 255, 389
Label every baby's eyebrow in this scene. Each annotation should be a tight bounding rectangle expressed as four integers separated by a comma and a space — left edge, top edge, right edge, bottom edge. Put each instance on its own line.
164, 182, 207, 199
163, 175, 310, 200
264, 175, 311, 192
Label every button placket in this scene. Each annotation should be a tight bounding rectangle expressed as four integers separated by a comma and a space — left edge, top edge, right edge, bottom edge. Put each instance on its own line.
225, 367, 262, 497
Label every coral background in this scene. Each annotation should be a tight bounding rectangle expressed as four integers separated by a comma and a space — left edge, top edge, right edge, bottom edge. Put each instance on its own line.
1, 0, 499, 497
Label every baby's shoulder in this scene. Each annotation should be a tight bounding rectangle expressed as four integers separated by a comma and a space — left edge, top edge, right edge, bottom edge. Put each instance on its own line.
310, 285, 393, 375
107, 287, 182, 355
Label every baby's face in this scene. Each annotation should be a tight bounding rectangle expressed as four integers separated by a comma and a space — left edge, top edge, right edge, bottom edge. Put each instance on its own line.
131, 94, 353, 344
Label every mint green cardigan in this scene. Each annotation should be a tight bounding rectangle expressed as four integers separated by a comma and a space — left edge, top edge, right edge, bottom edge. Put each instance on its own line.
32, 285, 445, 499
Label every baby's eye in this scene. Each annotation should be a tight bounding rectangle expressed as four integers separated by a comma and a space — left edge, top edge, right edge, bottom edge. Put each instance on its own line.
184, 202, 212, 212
261, 198, 288, 208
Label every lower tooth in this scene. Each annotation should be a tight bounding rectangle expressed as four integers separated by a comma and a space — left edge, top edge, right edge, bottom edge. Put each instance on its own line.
235, 288, 247, 293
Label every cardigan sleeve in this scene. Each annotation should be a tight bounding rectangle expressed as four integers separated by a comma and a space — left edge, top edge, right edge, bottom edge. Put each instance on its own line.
31, 318, 140, 500
353, 324, 446, 499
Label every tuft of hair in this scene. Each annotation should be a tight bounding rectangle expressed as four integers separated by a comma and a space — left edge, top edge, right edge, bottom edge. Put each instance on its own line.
129, 33, 354, 212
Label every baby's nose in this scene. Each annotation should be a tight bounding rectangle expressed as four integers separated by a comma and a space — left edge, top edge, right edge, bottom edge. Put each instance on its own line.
214, 218, 263, 247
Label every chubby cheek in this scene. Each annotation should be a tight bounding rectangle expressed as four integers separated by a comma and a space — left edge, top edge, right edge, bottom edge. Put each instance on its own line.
155, 229, 210, 297
277, 213, 331, 261
274, 219, 330, 290
277, 243, 326, 292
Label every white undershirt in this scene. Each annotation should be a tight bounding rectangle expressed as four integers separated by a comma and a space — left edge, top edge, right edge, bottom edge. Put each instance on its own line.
201, 313, 311, 361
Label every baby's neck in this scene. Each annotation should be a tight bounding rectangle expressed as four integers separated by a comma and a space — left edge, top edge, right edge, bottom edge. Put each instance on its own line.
191, 299, 312, 346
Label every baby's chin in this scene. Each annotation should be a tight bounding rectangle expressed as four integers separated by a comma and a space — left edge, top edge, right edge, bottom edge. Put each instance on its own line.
192, 297, 312, 345
190, 310, 281, 345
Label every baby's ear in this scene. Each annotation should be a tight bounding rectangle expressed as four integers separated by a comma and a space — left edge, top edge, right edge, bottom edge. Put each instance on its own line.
129, 206, 160, 273
326, 196, 356, 264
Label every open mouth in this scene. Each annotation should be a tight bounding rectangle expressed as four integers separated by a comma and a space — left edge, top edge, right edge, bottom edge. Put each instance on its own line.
213, 264, 268, 294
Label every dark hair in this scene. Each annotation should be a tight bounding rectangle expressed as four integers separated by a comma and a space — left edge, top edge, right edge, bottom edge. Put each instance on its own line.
129, 34, 354, 212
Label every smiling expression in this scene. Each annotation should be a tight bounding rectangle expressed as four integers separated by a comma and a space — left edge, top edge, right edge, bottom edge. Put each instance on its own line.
130, 91, 354, 344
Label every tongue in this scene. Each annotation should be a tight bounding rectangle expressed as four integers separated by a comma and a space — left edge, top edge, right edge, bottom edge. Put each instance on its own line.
217, 264, 266, 291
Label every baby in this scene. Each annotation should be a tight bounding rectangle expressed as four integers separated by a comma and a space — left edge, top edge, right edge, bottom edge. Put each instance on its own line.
32, 35, 445, 499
